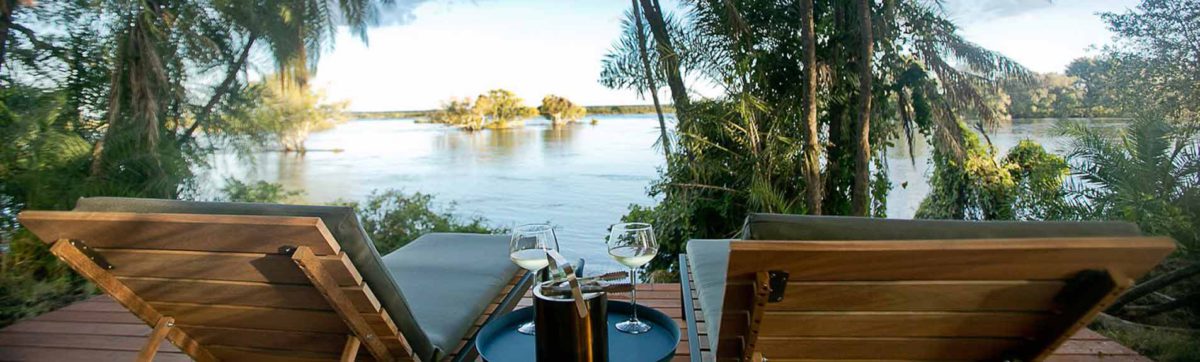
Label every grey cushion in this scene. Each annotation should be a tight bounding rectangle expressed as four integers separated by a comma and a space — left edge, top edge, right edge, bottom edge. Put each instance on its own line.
741, 213, 1142, 240
690, 214, 1143, 356
382, 233, 519, 356
685, 239, 732, 349
72, 197, 438, 361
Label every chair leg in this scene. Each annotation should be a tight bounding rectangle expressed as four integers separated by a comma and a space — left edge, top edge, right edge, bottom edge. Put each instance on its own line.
341, 336, 362, 362
137, 317, 174, 362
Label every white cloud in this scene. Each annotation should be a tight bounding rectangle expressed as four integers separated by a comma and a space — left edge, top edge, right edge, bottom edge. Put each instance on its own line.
943, 0, 1055, 24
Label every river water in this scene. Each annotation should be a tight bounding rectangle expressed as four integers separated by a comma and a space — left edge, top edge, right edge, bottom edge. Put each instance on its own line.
203, 115, 1124, 267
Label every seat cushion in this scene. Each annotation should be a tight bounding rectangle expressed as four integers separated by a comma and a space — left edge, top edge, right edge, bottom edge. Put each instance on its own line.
685, 239, 732, 348
72, 197, 438, 360
382, 233, 520, 356
691, 214, 1143, 356
741, 213, 1142, 240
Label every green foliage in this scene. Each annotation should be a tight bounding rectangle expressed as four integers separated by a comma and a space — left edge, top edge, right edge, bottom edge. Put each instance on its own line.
335, 190, 501, 255
0, 0, 396, 329
584, 105, 674, 115
1060, 116, 1199, 255
537, 95, 586, 125
430, 89, 536, 130
0, 230, 94, 327
916, 130, 1069, 221
1094, 322, 1200, 362
226, 77, 349, 152
218, 178, 304, 204
601, 0, 1029, 274
1004, 141, 1070, 220
1002, 73, 1096, 118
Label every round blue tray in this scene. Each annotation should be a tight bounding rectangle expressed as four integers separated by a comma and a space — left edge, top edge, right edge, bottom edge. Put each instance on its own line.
476, 300, 680, 362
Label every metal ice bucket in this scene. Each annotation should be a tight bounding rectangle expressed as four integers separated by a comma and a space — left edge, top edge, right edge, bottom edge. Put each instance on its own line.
533, 251, 608, 362
533, 284, 608, 362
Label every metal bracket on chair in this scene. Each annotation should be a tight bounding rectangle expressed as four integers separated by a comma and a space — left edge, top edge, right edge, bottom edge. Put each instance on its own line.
278, 245, 298, 256
70, 240, 113, 270
767, 270, 789, 303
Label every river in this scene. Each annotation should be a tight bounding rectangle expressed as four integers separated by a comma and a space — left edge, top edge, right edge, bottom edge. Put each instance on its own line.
203, 115, 1125, 268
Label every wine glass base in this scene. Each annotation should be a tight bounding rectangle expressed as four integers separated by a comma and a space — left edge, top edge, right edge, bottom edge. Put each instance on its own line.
517, 321, 536, 335
615, 319, 652, 334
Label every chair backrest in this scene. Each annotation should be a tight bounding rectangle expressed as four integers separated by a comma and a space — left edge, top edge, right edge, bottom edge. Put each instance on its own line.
716, 237, 1176, 362
18, 208, 417, 362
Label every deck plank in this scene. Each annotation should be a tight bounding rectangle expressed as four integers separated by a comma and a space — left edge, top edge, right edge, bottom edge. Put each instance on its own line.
0, 283, 1146, 361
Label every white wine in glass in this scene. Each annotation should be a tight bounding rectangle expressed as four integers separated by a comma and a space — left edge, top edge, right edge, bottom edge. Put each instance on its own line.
608, 246, 656, 268
509, 249, 550, 271
607, 222, 657, 335
509, 224, 558, 335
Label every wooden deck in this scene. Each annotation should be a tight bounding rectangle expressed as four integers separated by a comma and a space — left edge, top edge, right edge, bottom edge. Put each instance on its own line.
0, 284, 1148, 361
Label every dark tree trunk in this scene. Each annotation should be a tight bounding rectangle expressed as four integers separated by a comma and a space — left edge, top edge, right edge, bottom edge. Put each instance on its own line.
0, 1, 13, 78
800, 0, 821, 214
851, 0, 873, 216
632, 0, 671, 163
1107, 263, 1200, 314
183, 35, 257, 139
637, 0, 689, 121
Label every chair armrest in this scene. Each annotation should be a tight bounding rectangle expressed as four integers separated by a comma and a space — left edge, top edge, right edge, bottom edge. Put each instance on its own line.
679, 254, 703, 362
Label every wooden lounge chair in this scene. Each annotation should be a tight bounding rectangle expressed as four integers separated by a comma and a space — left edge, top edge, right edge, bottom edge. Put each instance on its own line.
18, 197, 533, 362
679, 214, 1176, 362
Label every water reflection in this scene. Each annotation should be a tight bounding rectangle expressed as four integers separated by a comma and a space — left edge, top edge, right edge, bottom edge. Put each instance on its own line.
202, 116, 1124, 267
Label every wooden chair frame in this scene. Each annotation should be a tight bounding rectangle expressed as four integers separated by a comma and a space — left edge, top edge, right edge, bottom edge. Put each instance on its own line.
679, 237, 1176, 362
20, 211, 533, 362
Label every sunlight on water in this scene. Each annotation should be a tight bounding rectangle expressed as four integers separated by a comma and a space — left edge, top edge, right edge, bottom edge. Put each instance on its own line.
202, 115, 1126, 268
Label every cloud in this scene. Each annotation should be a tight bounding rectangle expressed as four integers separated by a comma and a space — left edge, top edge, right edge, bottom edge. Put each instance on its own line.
943, 0, 1054, 24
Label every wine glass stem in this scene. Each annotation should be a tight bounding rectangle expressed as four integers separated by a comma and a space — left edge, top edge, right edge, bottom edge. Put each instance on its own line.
630, 267, 639, 322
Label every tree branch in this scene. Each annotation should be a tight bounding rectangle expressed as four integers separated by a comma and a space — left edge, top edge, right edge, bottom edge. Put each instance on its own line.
1106, 262, 1200, 314
183, 35, 256, 140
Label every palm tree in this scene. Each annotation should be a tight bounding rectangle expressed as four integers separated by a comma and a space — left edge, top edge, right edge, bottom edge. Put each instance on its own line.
95, 0, 392, 188
850, 0, 873, 216
631, 0, 672, 162
1059, 116, 1200, 318
638, 0, 689, 122
799, 0, 821, 214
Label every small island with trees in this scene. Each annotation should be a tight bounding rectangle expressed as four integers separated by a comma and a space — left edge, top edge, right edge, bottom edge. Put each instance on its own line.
425, 89, 591, 130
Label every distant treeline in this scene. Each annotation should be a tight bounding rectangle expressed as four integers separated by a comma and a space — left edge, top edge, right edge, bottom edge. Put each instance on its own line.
351, 104, 674, 119
585, 104, 675, 115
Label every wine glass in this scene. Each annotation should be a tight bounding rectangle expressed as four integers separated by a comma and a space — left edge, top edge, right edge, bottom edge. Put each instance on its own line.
509, 223, 559, 335
607, 222, 658, 334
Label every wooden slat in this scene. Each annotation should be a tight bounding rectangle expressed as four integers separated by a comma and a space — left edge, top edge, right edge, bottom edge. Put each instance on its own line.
341, 336, 362, 362
292, 246, 399, 361
2, 320, 151, 336
1024, 269, 1132, 361
758, 311, 1049, 337
205, 344, 342, 362
719, 237, 1175, 361
151, 302, 348, 333
0, 331, 179, 352
177, 325, 348, 354
0, 347, 193, 362
755, 337, 1026, 360
727, 237, 1175, 281
137, 316, 175, 362
19, 211, 340, 255
99, 248, 361, 285
118, 276, 380, 313
48, 240, 219, 362
722, 280, 1065, 312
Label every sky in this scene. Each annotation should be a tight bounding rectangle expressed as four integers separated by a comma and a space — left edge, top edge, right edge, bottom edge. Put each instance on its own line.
309, 0, 1140, 112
